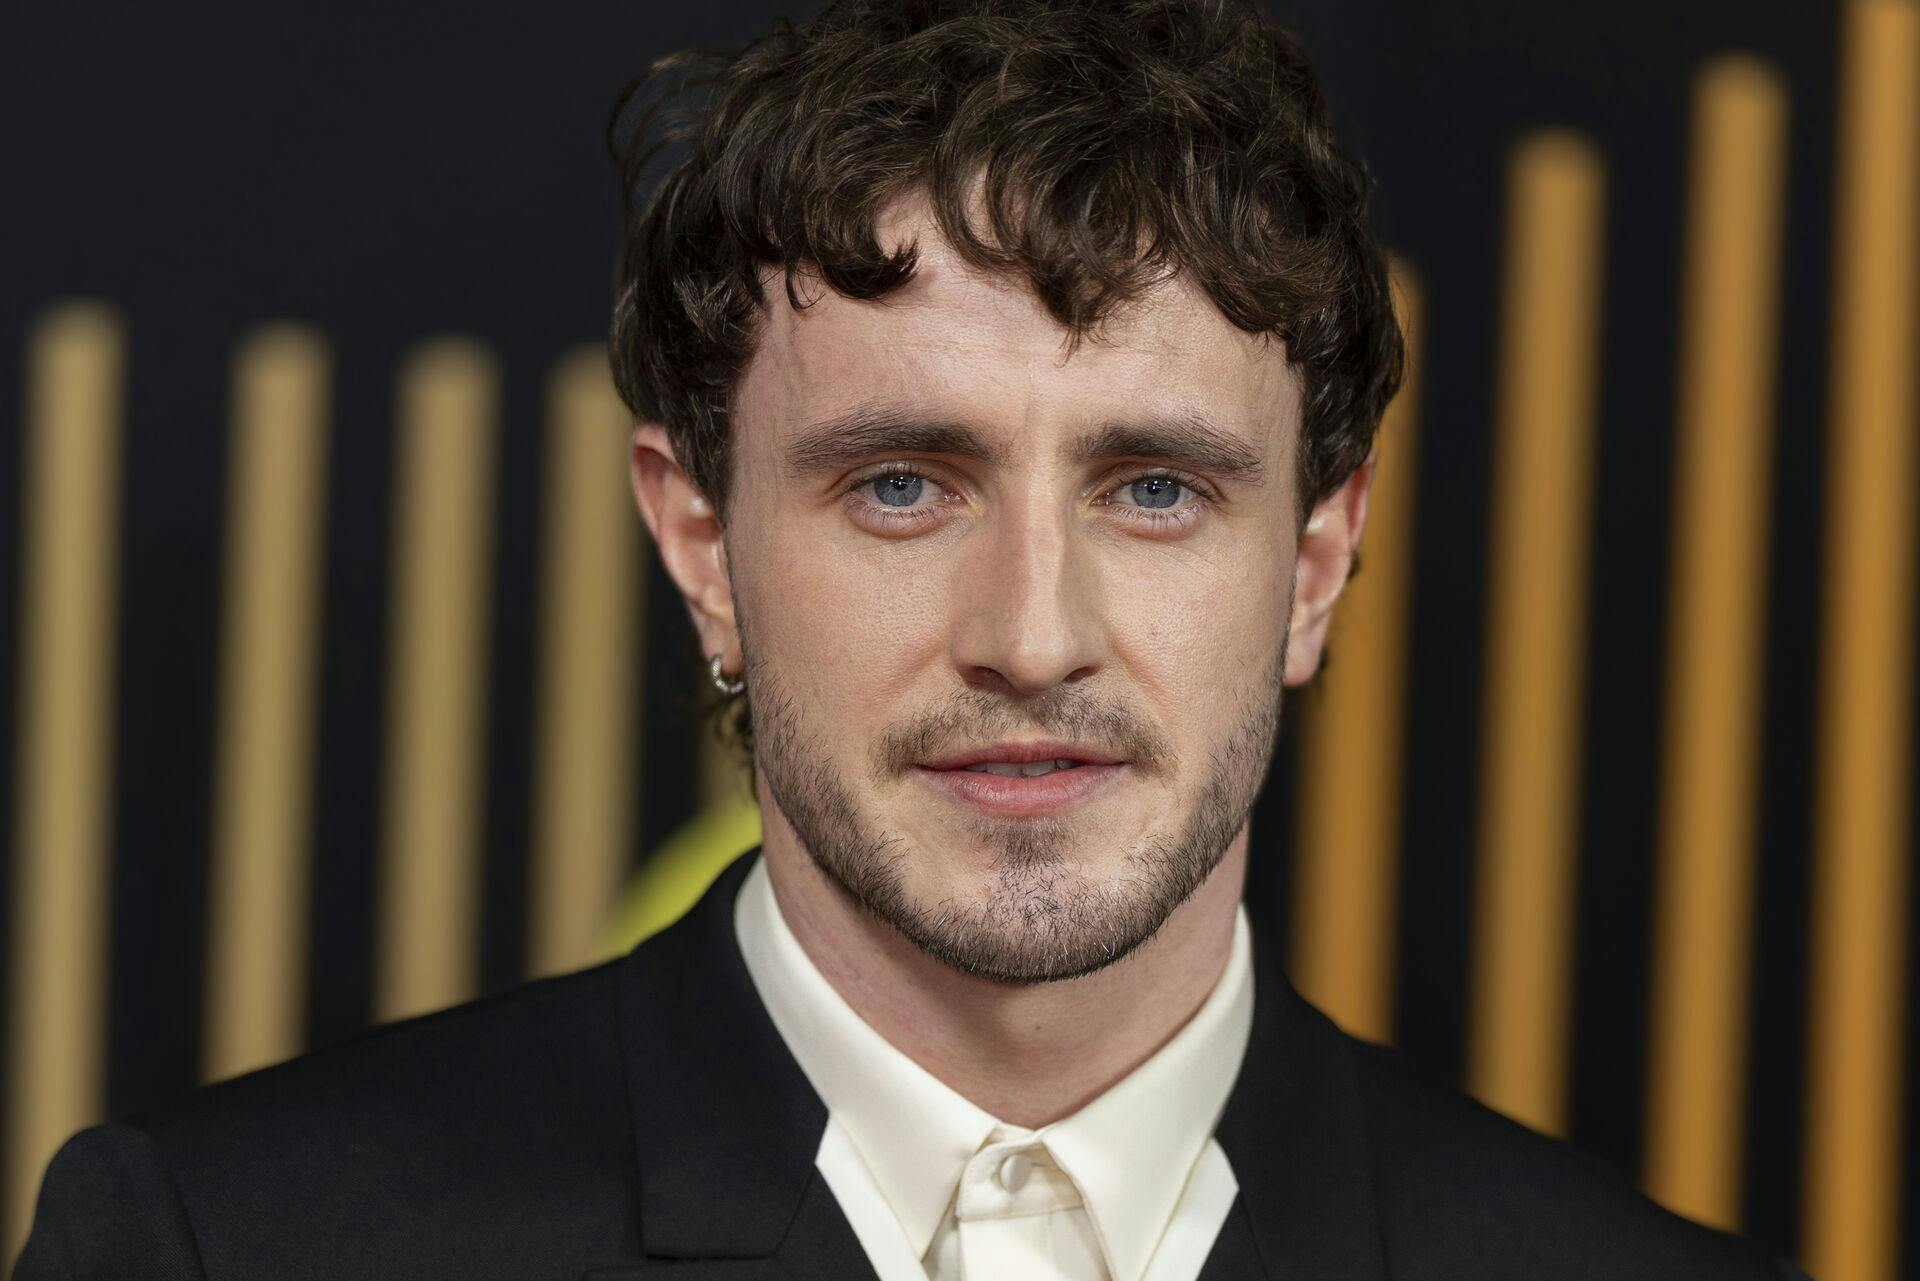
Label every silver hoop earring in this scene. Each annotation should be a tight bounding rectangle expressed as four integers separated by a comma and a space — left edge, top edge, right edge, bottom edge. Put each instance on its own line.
708, 654, 746, 697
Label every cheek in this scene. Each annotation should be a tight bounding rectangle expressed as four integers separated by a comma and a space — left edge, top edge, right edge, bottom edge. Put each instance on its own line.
1102, 538, 1294, 704
733, 516, 955, 712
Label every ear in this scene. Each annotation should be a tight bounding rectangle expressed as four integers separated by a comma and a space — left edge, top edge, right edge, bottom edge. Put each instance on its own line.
629, 423, 741, 676
1283, 456, 1375, 686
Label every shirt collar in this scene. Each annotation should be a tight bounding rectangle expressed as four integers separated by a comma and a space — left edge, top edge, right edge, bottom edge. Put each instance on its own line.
1041, 907, 1253, 1281
735, 856, 1000, 1256
734, 853, 1256, 1281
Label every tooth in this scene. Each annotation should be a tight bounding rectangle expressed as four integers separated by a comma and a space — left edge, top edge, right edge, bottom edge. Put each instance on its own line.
960, 760, 1085, 777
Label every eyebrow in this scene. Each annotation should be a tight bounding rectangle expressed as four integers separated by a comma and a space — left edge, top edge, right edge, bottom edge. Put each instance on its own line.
1072, 415, 1268, 485
783, 407, 996, 478
781, 402, 1269, 485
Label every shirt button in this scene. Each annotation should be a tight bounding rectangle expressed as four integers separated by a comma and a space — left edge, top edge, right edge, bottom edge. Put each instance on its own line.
997, 1152, 1033, 1192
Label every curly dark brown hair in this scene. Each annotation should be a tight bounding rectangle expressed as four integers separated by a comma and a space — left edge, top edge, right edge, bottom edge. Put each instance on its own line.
608, 0, 1403, 526
609, 0, 1403, 757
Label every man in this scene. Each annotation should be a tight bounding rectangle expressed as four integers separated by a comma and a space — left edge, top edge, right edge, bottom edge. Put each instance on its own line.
18, 1, 1807, 1278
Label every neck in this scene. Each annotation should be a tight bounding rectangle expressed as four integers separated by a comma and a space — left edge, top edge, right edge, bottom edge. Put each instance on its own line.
756, 794, 1248, 1129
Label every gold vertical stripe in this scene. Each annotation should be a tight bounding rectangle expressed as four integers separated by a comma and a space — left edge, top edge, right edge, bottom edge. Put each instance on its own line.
1466, 132, 1608, 1137
1290, 260, 1423, 1045
202, 325, 331, 1082
1804, 3, 1919, 1278
1641, 57, 1790, 1231
527, 349, 643, 978
6, 303, 123, 1257
374, 338, 499, 1023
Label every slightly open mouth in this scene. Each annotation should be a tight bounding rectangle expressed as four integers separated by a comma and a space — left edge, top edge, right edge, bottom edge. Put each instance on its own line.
958, 759, 1086, 778
914, 760, 1123, 819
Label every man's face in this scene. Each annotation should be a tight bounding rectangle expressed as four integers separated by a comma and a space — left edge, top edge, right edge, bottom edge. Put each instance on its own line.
718, 201, 1308, 983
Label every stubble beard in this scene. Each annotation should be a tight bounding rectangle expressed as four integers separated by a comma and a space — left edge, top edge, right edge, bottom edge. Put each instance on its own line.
743, 621, 1290, 985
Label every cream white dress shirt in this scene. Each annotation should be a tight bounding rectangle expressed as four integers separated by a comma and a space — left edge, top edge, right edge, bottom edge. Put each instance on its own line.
734, 855, 1255, 1281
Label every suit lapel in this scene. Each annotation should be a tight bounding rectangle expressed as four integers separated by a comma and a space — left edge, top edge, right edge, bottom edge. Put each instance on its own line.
1209, 955, 1390, 1281
593, 851, 877, 1279
581, 1173, 877, 1279
1195, 1195, 1268, 1280
765, 1174, 887, 1280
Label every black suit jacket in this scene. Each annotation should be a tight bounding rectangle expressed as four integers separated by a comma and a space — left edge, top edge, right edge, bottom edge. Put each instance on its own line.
17, 852, 1807, 1280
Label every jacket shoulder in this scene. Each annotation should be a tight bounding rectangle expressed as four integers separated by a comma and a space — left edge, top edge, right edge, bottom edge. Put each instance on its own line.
13, 1123, 205, 1280
141, 957, 625, 1145
103, 960, 635, 1278
1344, 1037, 1800, 1280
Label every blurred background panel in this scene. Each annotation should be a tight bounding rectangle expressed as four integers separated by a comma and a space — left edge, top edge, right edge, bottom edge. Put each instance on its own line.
2, 0, 1913, 1277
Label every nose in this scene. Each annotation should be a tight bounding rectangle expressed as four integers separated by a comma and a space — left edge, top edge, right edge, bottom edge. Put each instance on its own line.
948, 492, 1107, 697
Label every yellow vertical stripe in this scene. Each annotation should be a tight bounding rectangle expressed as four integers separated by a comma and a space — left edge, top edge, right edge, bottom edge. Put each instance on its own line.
374, 338, 499, 1023
202, 325, 332, 1082
1290, 260, 1423, 1045
5, 303, 123, 1257
1804, 3, 1919, 1278
527, 349, 643, 978
1641, 57, 1790, 1231
1466, 132, 1608, 1137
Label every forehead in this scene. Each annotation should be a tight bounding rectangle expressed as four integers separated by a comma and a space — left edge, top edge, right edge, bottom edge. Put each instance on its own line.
734, 199, 1299, 453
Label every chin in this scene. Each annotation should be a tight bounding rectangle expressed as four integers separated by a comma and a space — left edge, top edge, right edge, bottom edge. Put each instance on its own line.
834, 822, 1221, 985
894, 811, 1135, 896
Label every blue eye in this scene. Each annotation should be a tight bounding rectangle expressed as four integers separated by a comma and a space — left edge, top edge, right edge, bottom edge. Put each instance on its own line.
872, 473, 925, 507
1129, 476, 1183, 509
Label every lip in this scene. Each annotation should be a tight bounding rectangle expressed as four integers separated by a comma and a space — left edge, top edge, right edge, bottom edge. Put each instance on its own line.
914, 759, 1127, 820
918, 739, 1126, 770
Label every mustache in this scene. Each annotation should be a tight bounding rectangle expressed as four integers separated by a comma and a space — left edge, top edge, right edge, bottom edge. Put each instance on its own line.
872, 686, 1174, 777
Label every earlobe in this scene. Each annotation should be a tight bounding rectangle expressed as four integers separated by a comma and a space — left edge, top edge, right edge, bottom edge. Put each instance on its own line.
1283, 456, 1375, 686
629, 424, 742, 668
